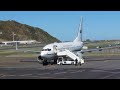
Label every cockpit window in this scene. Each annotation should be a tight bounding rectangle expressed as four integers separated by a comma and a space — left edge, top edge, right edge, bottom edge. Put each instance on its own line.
42, 49, 51, 51
48, 49, 51, 51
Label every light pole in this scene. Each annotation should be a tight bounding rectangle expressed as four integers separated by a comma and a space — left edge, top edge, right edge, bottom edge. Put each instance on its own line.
12, 32, 16, 41
0, 32, 2, 47
15, 41, 18, 50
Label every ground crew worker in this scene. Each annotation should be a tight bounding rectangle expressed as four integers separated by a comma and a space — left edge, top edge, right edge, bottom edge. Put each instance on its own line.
75, 59, 78, 66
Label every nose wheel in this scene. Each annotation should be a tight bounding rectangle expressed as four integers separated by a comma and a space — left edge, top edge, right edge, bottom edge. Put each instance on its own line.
43, 59, 48, 65
53, 59, 57, 64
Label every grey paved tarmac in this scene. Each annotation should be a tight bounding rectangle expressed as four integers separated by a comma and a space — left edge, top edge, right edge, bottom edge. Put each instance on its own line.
0, 56, 120, 79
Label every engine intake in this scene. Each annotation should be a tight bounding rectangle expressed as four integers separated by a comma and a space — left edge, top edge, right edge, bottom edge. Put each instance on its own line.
37, 55, 43, 63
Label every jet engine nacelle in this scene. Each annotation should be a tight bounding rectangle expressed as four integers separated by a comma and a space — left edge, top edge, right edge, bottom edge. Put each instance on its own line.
37, 55, 43, 64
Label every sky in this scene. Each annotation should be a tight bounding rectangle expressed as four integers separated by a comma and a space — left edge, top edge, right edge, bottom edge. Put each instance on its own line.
0, 11, 120, 41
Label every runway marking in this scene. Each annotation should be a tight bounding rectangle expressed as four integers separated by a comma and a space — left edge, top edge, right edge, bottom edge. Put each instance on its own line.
91, 70, 109, 73
0, 74, 16, 77
39, 76, 55, 79
27, 76, 54, 78
49, 77, 68, 79
70, 70, 85, 73
19, 74, 32, 76
0, 74, 5, 77
5, 75, 16, 77
100, 73, 118, 79
91, 69, 120, 74
38, 76, 67, 79
67, 70, 76, 72
38, 73, 50, 75
26, 75, 41, 77
42, 65, 56, 69
54, 72, 67, 74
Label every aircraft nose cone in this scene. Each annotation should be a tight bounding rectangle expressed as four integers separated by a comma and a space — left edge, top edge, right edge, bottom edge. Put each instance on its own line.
41, 51, 47, 57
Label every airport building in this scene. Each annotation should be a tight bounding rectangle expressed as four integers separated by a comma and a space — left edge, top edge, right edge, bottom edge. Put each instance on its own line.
1, 40, 39, 46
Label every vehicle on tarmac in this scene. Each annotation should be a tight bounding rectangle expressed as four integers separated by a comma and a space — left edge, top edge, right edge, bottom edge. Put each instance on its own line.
57, 57, 75, 65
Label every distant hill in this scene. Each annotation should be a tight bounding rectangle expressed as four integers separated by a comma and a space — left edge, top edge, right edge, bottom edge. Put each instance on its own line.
0, 20, 60, 43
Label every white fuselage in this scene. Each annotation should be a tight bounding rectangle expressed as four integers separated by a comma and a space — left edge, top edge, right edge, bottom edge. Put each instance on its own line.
40, 41, 83, 60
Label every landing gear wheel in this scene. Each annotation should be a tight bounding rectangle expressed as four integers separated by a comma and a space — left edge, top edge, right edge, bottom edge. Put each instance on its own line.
37, 56, 43, 64
54, 59, 57, 64
43, 60, 48, 66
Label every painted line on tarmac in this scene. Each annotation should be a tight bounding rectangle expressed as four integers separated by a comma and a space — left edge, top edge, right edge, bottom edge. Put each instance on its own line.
0, 74, 5, 77
19, 74, 33, 76
0, 74, 16, 77
42, 65, 56, 69
53, 78, 68, 79
25, 75, 41, 78
38, 73, 50, 76
54, 72, 67, 74
91, 69, 120, 74
100, 73, 118, 79
5, 75, 16, 77
28, 75, 55, 78
91, 69, 109, 73
70, 70, 85, 73
67, 70, 76, 72
39, 76, 55, 79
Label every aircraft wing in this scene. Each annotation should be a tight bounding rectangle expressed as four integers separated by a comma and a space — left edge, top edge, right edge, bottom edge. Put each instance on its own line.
80, 46, 120, 53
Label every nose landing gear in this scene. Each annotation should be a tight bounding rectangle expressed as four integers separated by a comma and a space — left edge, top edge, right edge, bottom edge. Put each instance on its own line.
43, 59, 48, 65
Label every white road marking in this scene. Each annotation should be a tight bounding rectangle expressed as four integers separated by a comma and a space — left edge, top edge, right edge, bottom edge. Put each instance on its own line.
70, 70, 85, 73
91, 70, 109, 72
91, 69, 120, 74
19, 74, 32, 76
26, 76, 41, 77
38, 73, 50, 75
67, 70, 76, 72
0, 74, 5, 77
28, 76, 54, 78
6, 75, 16, 76
54, 72, 67, 74
39, 77, 54, 79
0, 74, 16, 77
100, 73, 118, 79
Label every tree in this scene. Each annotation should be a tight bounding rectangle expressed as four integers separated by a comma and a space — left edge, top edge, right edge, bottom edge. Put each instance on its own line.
86, 39, 91, 42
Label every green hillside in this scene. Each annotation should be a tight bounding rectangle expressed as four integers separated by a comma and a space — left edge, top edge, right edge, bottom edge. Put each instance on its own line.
0, 20, 60, 43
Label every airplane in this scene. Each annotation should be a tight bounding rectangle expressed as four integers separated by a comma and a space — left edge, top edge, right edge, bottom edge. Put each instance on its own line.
36, 17, 108, 65
37, 17, 84, 65
16, 17, 115, 66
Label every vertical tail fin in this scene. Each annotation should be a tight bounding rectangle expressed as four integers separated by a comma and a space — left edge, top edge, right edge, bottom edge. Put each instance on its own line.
73, 17, 83, 42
